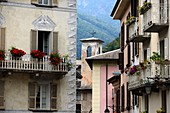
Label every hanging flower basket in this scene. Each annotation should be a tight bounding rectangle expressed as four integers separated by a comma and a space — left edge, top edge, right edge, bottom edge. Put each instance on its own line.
50, 51, 62, 65
31, 50, 45, 59
0, 50, 5, 61
10, 47, 26, 57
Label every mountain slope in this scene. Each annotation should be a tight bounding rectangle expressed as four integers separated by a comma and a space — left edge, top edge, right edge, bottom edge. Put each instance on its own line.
77, 13, 120, 59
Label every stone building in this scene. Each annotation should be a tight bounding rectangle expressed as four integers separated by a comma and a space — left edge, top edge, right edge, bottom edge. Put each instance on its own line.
111, 0, 170, 113
0, 0, 76, 113
76, 37, 103, 113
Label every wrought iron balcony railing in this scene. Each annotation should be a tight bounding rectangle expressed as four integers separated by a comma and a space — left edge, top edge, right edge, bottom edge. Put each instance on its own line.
0, 54, 68, 73
143, 3, 169, 32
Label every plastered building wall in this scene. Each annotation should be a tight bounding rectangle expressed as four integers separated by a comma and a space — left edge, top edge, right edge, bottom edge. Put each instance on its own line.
0, 0, 77, 112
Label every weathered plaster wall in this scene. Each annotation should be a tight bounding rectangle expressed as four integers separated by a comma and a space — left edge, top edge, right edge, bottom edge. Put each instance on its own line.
1, 5, 69, 55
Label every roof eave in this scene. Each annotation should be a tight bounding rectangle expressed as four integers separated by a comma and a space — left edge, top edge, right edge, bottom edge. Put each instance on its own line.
111, 0, 130, 20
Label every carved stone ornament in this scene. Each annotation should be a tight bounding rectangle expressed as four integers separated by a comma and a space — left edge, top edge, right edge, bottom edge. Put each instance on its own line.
32, 15, 56, 31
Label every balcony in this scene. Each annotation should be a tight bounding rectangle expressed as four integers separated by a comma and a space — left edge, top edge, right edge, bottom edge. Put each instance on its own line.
128, 18, 150, 42
0, 54, 68, 74
128, 64, 151, 90
143, 3, 169, 32
128, 61, 170, 92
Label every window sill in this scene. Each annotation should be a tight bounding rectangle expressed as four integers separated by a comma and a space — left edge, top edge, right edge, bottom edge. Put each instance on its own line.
31, 3, 58, 8
30, 110, 57, 112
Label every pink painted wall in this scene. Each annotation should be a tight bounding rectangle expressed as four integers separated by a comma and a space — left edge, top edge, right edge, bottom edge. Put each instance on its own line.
100, 65, 119, 113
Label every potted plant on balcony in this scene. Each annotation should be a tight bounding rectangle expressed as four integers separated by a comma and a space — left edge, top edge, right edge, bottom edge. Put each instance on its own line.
139, 2, 151, 15
63, 54, 73, 71
30, 50, 45, 60
10, 47, 26, 58
50, 51, 62, 65
156, 108, 165, 113
141, 110, 147, 113
150, 52, 162, 63
0, 50, 5, 61
126, 16, 136, 26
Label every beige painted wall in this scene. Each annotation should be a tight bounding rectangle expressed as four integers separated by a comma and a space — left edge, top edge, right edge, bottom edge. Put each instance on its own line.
1, 5, 69, 55
92, 62, 101, 113
6, 0, 69, 8
2, 73, 63, 110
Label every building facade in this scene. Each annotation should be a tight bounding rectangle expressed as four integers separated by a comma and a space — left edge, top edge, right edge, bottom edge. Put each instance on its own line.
76, 37, 103, 113
0, 0, 76, 113
111, 0, 170, 113
86, 49, 120, 113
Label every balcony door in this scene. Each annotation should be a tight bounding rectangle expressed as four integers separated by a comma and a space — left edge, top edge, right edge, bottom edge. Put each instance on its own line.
31, 30, 58, 55
38, 31, 50, 55
160, 0, 168, 23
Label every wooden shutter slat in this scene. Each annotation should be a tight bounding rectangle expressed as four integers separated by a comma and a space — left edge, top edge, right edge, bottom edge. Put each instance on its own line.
31, 30, 37, 51
0, 80, 4, 109
1, 28, 5, 50
28, 82, 37, 110
51, 83, 57, 110
53, 32, 58, 52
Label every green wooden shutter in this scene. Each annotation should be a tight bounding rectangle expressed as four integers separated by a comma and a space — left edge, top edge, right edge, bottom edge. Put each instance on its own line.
51, 83, 57, 110
31, 0, 38, 4
0, 28, 5, 50
31, 30, 37, 51
53, 32, 58, 52
28, 82, 37, 110
0, 80, 4, 109
52, 0, 58, 6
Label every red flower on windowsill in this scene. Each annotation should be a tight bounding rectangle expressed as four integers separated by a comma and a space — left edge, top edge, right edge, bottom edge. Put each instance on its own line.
0, 50, 5, 61
31, 50, 45, 59
10, 47, 26, 57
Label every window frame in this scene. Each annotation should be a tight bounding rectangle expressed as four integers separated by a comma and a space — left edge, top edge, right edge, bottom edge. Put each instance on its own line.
28, 82, 57, 111
38, 0, 50, 6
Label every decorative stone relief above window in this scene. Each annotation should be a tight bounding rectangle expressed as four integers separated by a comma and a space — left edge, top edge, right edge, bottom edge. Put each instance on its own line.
0, 14, 5, 26
32, 15, 56, 31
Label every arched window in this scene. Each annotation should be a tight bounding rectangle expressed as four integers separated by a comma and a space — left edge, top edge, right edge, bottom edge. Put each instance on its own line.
87, 46, 92, 57
98, 47, 101, 54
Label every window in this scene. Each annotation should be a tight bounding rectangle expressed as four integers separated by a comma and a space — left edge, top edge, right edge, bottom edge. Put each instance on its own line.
160, 40, 164, 60
38, 0, 50, 5
31, 30, 58, 55
131, 0, 139, 17
38, 31, 50, 55
87, 46, 92, 57
76, 91, 81, 101
28, 82, 57, 110
121, 85, 125, 112
76, 104, 81, 113
162, 90, 166, 113
126, 83, 131, 111
31, 0, 58, 7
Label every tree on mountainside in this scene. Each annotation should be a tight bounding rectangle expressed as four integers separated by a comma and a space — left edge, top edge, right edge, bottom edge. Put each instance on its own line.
102, 37, 120, 53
